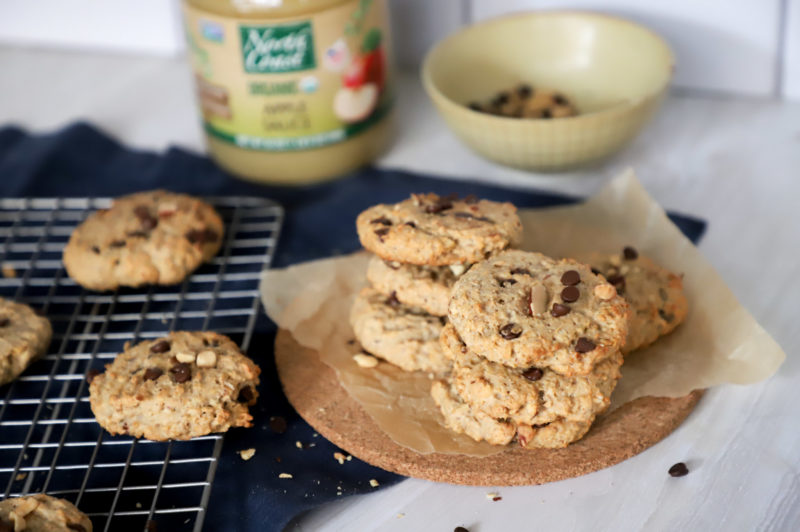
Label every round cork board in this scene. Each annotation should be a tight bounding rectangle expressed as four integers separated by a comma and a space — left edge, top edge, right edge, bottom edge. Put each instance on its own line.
275, 329, 703, 486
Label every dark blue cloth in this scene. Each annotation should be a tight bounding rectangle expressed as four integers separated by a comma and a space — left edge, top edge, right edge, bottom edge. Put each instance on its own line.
0, 123, 706, 531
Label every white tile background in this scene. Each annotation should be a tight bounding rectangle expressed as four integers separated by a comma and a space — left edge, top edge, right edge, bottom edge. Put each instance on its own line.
0, 0, 797, 99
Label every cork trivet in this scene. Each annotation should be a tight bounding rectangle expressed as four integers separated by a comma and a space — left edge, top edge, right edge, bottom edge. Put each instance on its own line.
275, 329, 703, 486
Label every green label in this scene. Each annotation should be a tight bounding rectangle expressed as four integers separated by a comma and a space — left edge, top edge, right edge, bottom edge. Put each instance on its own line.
240, 22, 316, 73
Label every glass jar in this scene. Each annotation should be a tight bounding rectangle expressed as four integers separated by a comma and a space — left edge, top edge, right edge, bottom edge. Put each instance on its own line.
183, 0, 394, 185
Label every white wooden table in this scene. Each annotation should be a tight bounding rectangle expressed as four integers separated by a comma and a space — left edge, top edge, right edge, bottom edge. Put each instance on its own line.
1, 46, 798, 532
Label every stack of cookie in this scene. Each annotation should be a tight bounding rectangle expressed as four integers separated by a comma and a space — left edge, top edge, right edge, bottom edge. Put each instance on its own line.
432, 250, 631, 449
351, 193, 523, 374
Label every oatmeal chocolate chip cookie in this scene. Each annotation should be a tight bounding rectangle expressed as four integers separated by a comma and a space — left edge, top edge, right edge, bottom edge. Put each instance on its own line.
366, 255, 468, 317
0, 493, 92, 531
0, 298, 52, 387
441, 323, 621, 426
515, 418, 593, 449
350, 287, 450, 373
587, 248, 688, 354
63, 190, 224, 291
470, 85, 578, 120
356, 194, 523, 266
430, 379, 516, 446
448, 250, 629, 375
89, 331, 259, 441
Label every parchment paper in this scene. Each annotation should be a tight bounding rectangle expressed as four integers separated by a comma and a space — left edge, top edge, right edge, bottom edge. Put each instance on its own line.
261, 169, 785, 456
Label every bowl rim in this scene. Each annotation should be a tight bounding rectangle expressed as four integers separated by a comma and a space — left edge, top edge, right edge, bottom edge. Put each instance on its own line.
420, 9, 675, 123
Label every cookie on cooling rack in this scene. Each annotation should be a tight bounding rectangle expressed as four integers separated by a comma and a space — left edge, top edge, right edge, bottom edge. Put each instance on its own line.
63, 190, 224, 291
0, 493, 92, 531
0, 297, 52, 387
89, 331, 260, 441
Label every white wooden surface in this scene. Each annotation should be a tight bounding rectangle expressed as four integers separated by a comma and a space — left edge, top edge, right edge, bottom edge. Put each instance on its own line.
0, 46, 798, 531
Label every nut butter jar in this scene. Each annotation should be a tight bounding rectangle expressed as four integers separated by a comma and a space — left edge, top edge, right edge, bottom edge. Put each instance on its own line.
183, 0, 395, 185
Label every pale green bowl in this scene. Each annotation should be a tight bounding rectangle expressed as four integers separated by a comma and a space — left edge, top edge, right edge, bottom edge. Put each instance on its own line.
421, 11, 674, 171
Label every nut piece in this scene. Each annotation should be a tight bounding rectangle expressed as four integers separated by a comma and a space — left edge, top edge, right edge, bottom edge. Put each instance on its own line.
353, 353, 379, 368
238, 448, 256, 461
175, 352, 196, 364
196, 350, 217, 368
530, 284, 549, 316
593, 283, 617, 300
449, 263, 466, 276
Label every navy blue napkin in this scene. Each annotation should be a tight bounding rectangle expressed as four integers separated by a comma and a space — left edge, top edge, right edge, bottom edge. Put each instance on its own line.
0, 123, 706, 531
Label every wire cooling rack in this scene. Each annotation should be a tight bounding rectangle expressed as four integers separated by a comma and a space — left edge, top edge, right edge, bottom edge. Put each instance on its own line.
0, 196, 283, 531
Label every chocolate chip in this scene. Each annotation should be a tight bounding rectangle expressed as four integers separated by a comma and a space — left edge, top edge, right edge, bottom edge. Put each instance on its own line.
463, 194, 479, 204
67, 524, 87, 532
561, 270, 580, 286
550, 303, 571, 317
86, 369, 101, 383
492, 496, 502, 501
541, 108, 552, 119
522, 367, 543, 381
623, 246, 638, 260
0, 520, 13, 532
497, 278, 517, 288
561, 286, 579, 303
150, 340, 170, 353
374, 227, 389, 241
370, 216, 392, 226
553, 93, 567, 105
269, 415, 287, 433
386, 291, 401, 307
169, 362, 192, 383
453, 212, 493, 222
668, 462, 689, 477
510, 268, 532, 276
517, 84, 532, 98
110, 240, 126, 248
134, 205, 158, 231
423, 198, 453, 214
499, 323, 522, 340
454, 527, 470, 532
607, 274, 626, 293
384, 261, 400, 270
658, 309, 675, 323
238, 385, 255, 403
659, 288, 669, 301
145, 521, 158, 532
127, 230, 149, 238
468, 102, 482, 112
91, 246, 101, 254
186, 228, 219, 244
575, 337, 596, 353
143, 367, 163, 381
0, 317, 9, 327
404, 221, 416, 228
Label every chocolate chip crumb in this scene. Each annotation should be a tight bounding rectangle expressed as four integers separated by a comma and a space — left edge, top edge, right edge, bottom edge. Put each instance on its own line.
110, 240, 126, 248
145, 521, 158, 532
374, 227, 389, 241
386, 291, 401, 307
623, 246, 639, 260
668, 462, 689, 477
575, 337, 596, 353
238, 385, 255, 403
499, 323, 522, 340
143, 367, 163, 381
492, 496, 502, 501
91, 246, 101, 254
0, 318, 9, 327
169, 362, 192, 383
423, 198, 453, 214
86, 369, 101, 384
150, 340, 170, 353
550, 303, 571, 317
522, 368, 543, 381
370, 216, 392, 226
510, 268, 532, 276
561, 286, 580, 303
560, 270, 580, 286
269, 415, 287, 433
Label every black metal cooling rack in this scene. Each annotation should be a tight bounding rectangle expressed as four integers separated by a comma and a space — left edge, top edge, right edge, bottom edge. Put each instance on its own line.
0, 196, 283, 531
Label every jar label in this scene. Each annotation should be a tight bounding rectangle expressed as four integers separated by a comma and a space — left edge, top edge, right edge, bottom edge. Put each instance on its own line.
184, 0, 393, 151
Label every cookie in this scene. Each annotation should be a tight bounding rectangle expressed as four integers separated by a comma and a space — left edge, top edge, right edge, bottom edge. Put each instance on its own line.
470, 85, 578, 120
366, 256, 466, 317
587, 248, 688, 354
356, 194, 522, 266
89, 331, 259, 441
430, 379, 516, 446
448, 250, 630, 375
0, 493, 92, 531
349, 287, 450, 373
441, 323, 621, 426
63, 190, 224, 291
0, 298, 52, 387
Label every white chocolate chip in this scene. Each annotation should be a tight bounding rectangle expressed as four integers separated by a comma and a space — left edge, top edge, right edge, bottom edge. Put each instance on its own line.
238, 448, 256, 461
353, 353, 379, 368
196, 350, 217, 368
175, 352, 196, 364
449, 263, 466, 277
369, 479, 379, 487
530, 284, 549, 316
594, 283, 617, 300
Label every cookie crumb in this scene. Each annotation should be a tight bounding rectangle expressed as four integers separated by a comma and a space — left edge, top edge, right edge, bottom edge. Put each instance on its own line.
295, 441, 303, 449
333, 452, 348, 465
397, 513, 405, 519
353, 353, 379, 368
369, 479, 379, 488
14, 473, 26, 481
136, 502, 142, 509
238, 448, 256, 461
278, 473, 293, 479
486, 492, 501, 501
2, 263, 16, 278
